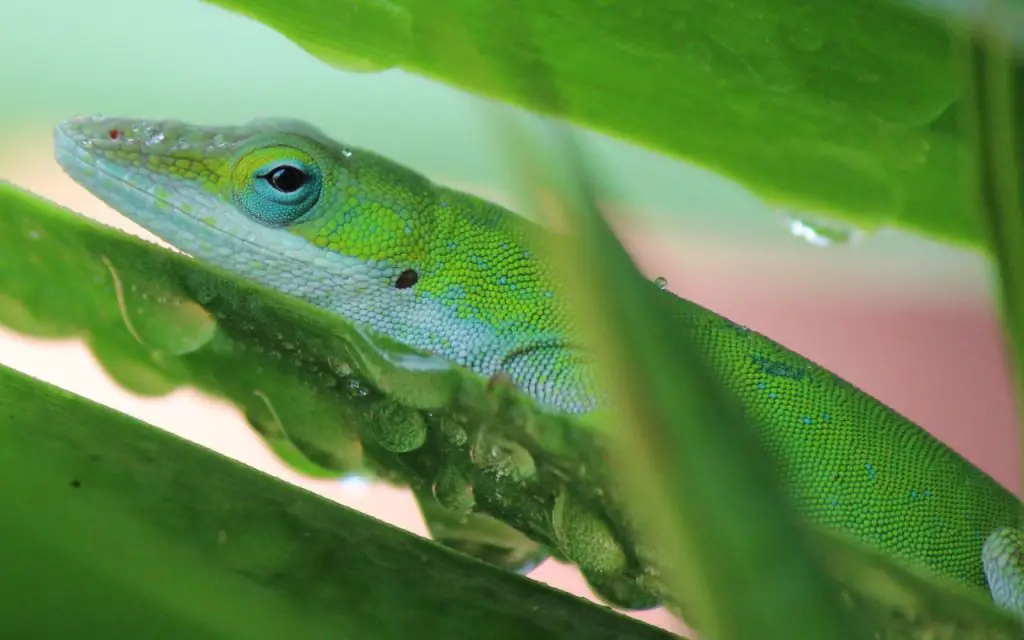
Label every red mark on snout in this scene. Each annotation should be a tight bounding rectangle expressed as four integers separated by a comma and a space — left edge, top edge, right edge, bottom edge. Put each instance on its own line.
108, 129, 121, 140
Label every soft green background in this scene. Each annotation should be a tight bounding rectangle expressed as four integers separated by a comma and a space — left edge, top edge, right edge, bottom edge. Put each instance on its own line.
0, 0, 990, 298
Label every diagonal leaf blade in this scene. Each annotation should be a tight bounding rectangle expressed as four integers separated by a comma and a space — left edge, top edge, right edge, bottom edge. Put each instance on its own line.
0, 361, 678, 639
500, 125, 860, 638
955, 7, 1024, 500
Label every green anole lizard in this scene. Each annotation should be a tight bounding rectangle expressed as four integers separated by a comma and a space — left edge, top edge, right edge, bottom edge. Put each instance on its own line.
53, 115, 1024, 618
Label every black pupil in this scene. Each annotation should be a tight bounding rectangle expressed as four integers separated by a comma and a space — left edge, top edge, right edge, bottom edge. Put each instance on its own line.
266, 166, 307, 193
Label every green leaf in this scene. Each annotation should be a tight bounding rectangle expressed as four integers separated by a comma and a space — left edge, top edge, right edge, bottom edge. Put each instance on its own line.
205, 0, 980, 248
0, 362, 675, 639
499, 122, 860, 638
955, 10, 1024, 495
810, 525, 1024, 638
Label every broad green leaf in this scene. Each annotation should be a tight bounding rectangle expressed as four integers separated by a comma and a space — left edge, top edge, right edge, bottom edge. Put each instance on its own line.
206, 0, 980, 249
0, 362, 675, 639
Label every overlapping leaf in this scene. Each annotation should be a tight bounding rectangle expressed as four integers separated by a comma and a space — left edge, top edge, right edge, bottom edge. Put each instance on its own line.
207, 0, 980, 248
0, 362, 674, 639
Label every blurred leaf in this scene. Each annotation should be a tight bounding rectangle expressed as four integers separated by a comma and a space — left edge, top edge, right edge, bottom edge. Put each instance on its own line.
206, 0, 981, 248
811, 525, 1024, 638
0, 362, 676, 640
955, 9, 1024, 493
914, 0, 1024, 53
503, 124, 860, 638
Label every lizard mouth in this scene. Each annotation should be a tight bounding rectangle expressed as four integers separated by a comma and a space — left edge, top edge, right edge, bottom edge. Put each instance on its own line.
54, 119, 226, 239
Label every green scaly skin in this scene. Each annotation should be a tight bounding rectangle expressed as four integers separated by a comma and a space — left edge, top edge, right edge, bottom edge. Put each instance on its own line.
54, 115, 1024, 617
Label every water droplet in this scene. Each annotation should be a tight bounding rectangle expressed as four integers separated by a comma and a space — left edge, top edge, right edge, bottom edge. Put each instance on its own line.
345, 378, 371, 397
782, 213, 862, 247
653, 276, 668, 290
102, 255, 217, 355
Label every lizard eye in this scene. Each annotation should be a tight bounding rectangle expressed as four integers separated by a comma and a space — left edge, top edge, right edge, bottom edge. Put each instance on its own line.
263, 165, 308, 193
232, 149, 323, 227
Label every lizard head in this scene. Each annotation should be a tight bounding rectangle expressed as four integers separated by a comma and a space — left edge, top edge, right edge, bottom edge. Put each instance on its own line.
54, 116, 573, 386
54, 116, 436, 300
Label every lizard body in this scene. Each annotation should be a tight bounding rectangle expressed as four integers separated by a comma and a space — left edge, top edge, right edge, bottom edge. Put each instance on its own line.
54, 115, 1024, 616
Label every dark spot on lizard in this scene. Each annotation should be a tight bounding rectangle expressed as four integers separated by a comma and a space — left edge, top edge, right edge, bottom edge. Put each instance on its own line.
395, 269, 418, 289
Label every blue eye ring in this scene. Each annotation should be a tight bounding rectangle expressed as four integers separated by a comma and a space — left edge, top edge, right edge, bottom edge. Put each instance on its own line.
234, 154, 323, 227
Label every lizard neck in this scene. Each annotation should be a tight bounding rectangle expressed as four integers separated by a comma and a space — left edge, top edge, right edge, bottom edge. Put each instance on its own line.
327, 186, 577, 376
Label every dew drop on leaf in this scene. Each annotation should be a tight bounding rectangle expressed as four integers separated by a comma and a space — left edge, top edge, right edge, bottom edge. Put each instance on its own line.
345, 377, 371, 398
781, 212, 863, 247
